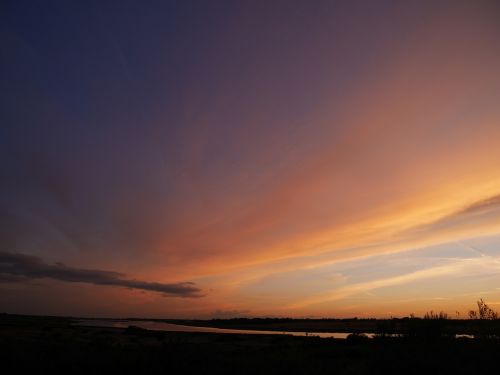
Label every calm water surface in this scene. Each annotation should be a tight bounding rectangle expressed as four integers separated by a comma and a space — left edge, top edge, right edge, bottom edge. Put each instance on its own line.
76, 319, 362, 339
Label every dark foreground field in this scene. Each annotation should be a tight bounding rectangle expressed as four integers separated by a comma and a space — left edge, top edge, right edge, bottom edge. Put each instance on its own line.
2, 314, 500, 374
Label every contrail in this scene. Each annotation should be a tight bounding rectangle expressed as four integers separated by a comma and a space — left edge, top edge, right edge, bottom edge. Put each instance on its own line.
457, 241, 500, 265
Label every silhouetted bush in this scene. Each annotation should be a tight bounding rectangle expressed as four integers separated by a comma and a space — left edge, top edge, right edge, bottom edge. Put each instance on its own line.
468, 299, 499, 339
346, 333, 369, 343
469, 299, 498, 320
125, 325, 148, 335
397, 311, 451, 339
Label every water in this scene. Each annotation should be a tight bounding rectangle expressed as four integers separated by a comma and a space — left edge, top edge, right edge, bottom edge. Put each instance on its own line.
76, 319, 363, 339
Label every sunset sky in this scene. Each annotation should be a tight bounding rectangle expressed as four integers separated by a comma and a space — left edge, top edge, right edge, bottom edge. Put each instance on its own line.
2, 0, 500, 319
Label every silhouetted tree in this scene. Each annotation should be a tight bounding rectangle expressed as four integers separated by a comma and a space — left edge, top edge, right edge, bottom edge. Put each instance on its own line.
423, 311, 448, 320
468, 299, 498, 320
468, 299, 499, 339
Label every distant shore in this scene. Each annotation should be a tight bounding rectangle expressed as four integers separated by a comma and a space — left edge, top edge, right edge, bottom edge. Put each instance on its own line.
3, 313, 500, 374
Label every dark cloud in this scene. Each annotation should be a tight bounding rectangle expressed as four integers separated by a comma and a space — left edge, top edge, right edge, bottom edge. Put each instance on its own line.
431, 194, 500, 228
453, 195, 500, 217
210, 309, 250, 319
0, 252, 203, 298
403, 194, 500, 237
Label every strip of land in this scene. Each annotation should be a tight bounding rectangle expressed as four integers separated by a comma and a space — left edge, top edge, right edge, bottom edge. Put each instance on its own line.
2, 314, 500, 374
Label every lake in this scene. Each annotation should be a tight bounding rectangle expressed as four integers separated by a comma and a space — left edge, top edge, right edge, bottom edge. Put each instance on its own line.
76, 319, 364, 338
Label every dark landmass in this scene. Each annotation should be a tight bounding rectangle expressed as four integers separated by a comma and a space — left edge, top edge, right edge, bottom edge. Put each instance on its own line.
147, 316, 500, 337
2, 314, 500, 374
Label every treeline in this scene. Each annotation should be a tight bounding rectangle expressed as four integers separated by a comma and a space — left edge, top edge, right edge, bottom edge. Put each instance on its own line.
377, 299, 500, 339
163, 299, 500, 339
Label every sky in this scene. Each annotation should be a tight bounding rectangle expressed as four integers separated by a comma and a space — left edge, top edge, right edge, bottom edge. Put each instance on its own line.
1, 0, 500, 319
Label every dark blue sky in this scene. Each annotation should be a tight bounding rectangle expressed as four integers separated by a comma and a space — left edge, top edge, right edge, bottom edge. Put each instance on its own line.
1, 0, 389, 262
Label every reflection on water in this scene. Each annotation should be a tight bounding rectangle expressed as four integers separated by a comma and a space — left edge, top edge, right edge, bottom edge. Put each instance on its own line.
455, 334, 475, 339
76, 320, 482, 339
76, 319, 361, 339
